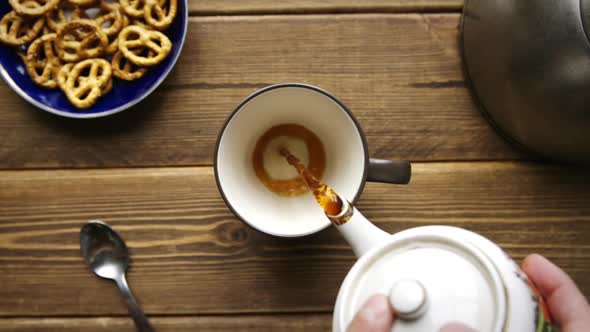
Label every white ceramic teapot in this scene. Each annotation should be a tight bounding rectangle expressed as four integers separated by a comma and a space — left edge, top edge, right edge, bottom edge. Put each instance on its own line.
330, 200, 554, 332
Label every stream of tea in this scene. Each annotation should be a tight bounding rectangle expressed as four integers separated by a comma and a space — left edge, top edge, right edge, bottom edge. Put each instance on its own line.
279, 147, 351, 225
252, 124, 326, 197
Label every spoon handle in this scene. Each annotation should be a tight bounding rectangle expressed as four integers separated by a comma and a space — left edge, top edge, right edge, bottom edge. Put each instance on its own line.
115, 275, 155, 332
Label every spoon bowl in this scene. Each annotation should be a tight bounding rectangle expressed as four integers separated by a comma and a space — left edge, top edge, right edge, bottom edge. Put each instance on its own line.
81, 221, 129, 280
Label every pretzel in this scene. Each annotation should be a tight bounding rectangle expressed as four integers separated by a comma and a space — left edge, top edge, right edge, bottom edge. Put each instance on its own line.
25, 33, 62, 89
64, 58, 112, 109
131, 17, 152, 30
144, 0, 177, 31
0, 11, 45, 46
59, 62, 112, 94
9, 0, 60, 17
101, 76, 113, 94
118, 25, 171, 66
56, 20, 108, 62
105, 36, 119, 55
123, 11, 131, 27
57, 63, 73, 90
119, 0, 145, 18
111, 50, 148, 81
73, 2, 125, 37
46, 1, 78, 32
90, 4, 129, 55
67, 0, 98, 8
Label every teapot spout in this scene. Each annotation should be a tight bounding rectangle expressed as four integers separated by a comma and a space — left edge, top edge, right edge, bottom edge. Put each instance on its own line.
327, 199, 391, 258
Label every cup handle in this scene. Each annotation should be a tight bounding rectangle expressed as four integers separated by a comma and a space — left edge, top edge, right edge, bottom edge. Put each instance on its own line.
367, 158, 411, 184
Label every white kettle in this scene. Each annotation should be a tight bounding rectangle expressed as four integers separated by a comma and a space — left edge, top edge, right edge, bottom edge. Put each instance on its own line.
462, 0, 590, 164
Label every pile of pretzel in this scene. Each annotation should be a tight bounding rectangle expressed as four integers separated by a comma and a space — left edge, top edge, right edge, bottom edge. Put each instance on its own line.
0, 0, 177, 109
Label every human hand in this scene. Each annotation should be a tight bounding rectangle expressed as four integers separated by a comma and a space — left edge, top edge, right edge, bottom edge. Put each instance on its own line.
523, 254, 590, 332
347, 253, 590, 332
347, 294, 394, 332
347, 295, 474, 332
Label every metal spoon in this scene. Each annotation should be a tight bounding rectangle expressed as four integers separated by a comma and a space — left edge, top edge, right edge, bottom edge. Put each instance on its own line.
80, 220, 155, 332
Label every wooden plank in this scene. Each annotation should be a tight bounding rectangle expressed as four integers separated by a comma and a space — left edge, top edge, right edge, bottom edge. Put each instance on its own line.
0, 162, 588, 316
0, 14, 522, 169
188, 0, 463, 15
0, 315, 332, 331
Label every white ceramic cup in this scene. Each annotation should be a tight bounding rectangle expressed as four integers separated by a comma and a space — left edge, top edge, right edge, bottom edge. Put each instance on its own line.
215, 84, 410, 237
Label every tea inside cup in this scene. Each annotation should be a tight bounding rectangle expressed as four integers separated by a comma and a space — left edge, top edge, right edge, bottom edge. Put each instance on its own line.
216, 85, 368, 237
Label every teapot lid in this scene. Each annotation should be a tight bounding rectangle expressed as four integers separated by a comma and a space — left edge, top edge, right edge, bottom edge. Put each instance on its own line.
337, 229, 507, 331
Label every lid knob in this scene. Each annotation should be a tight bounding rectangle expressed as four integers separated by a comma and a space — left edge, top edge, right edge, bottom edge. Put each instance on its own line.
389, 279, 428, 320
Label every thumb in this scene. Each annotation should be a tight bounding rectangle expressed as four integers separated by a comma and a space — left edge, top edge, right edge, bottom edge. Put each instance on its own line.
439, 322, 477, 332
522, 254, 590, 331
347, 294, 395, 332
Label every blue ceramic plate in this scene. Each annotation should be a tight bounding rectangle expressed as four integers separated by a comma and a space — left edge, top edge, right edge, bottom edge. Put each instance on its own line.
0, 1, 188, 118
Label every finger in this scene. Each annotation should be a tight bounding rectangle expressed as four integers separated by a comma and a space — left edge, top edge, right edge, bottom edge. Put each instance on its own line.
439, 322, 476, 332
522, 254, 590, 330
347, 294, 395, 332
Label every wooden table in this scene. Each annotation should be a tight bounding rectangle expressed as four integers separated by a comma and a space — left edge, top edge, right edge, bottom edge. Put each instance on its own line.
1, 1, 589, 331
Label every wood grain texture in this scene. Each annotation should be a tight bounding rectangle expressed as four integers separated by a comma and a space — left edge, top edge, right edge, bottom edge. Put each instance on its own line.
0, 14, 522, 169
0, 315, 331, 331
188, 0, 463, 15
0, 162, 588, 316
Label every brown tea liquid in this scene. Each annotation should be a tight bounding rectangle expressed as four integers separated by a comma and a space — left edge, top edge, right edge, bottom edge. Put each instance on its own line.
252, 124, 326, 197
279, 147, 344, 216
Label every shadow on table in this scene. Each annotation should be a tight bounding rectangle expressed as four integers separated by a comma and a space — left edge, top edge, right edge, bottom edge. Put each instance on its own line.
259, 226, 354, 311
